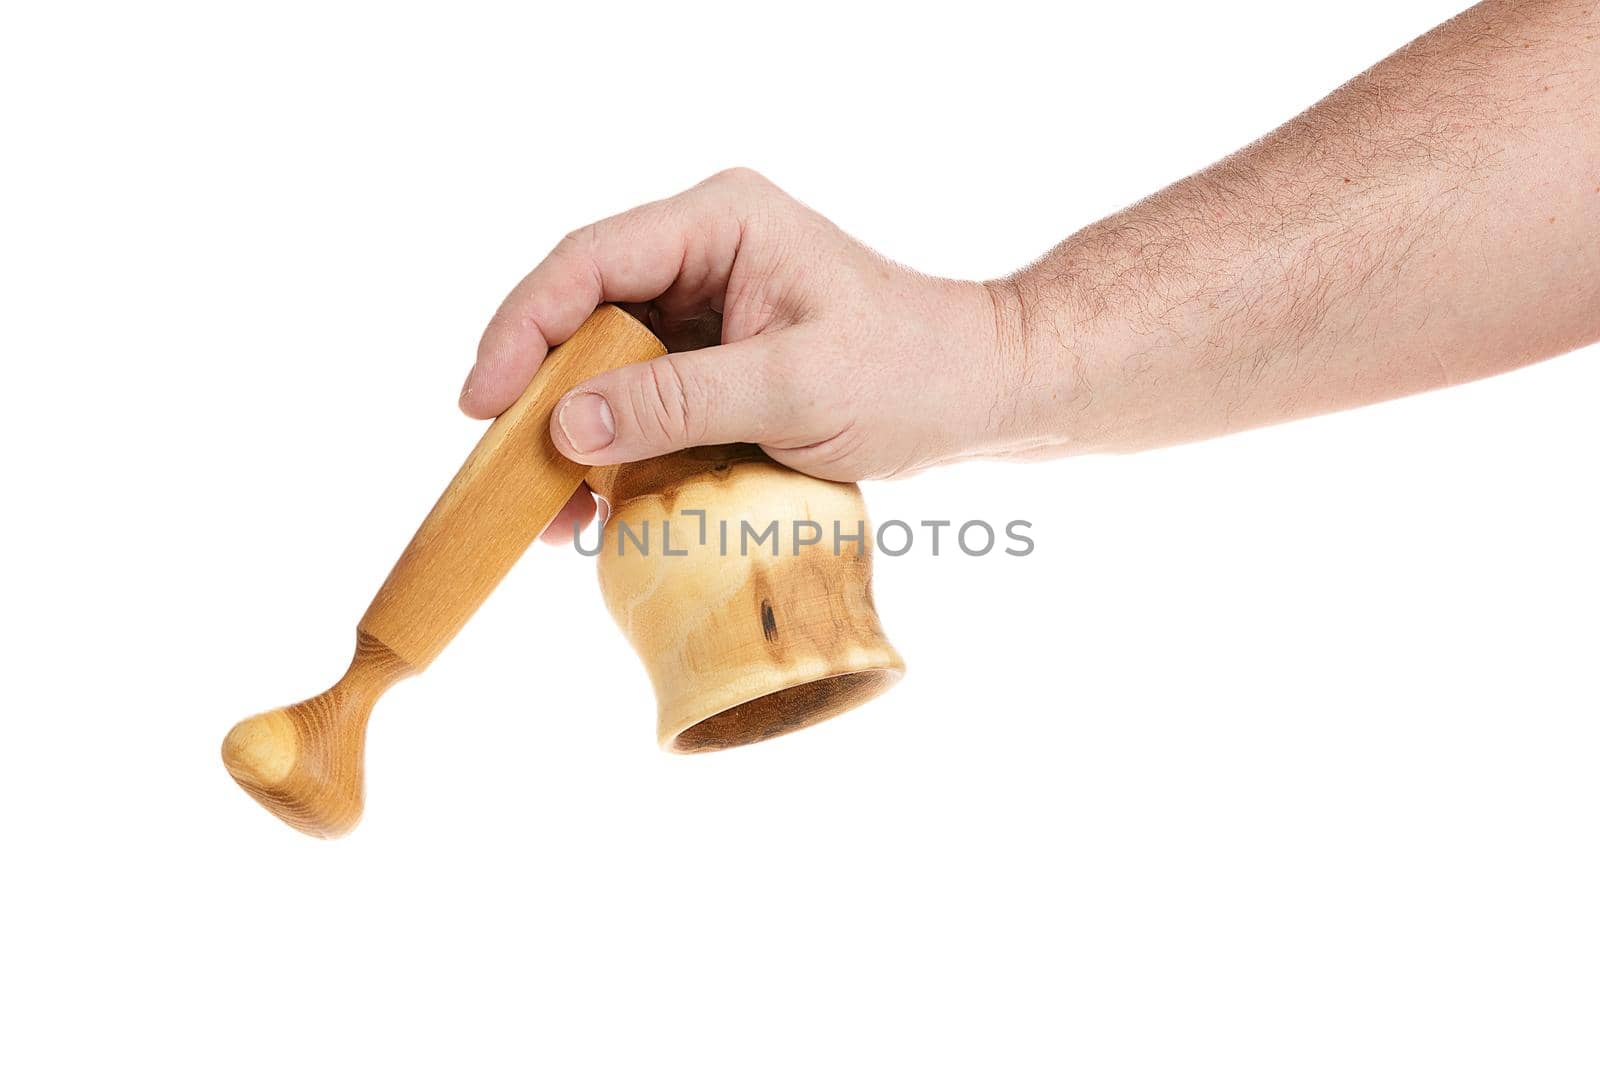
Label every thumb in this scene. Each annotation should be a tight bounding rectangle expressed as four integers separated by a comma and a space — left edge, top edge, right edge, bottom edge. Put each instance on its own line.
549, 336, 790, 464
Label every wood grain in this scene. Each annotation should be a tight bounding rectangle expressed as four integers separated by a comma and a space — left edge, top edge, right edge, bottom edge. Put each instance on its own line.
223, 305, 665, 836
361, 305, 665, 667
590, 445, 905, 752
220, 633, 411, 838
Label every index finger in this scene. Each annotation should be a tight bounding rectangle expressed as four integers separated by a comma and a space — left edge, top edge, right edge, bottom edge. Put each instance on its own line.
460, 176, 748, 418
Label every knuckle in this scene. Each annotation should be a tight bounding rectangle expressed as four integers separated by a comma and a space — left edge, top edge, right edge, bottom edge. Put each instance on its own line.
710, 166, 766, 188
628, 357, 704, 447
703, 166, 778, 204
557, 225, 596, 254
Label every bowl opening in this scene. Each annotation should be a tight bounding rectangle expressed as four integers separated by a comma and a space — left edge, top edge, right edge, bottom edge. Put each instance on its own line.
668, 668, 902, 754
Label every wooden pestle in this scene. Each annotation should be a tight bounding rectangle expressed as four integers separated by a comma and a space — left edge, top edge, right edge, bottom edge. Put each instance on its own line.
221, 305, 665, 837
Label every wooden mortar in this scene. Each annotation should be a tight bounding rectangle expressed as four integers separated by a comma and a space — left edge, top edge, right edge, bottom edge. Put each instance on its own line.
589, 446, 904, 752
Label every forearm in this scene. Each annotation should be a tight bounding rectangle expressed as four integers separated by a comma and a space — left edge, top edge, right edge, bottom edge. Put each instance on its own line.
993, 0, 1599, 456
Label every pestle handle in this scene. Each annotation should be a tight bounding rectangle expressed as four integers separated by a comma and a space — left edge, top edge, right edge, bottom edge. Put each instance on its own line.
360, 304, 665, 668
222, 305, 663, 836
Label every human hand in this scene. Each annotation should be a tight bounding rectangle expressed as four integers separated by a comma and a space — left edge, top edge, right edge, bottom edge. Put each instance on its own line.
460, 168, 1019, 543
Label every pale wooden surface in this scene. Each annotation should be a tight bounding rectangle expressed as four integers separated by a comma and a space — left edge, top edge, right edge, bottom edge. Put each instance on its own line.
361, 305, 664, 667
223, 305, 665, 836
591, 445, 905, 752
220, 632, 412, 837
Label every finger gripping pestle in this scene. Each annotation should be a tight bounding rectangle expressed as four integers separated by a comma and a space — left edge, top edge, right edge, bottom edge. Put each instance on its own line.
220, 305, 665, 837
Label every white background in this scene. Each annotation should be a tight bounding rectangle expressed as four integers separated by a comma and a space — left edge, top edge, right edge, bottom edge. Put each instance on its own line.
3, 1, 1596, 1063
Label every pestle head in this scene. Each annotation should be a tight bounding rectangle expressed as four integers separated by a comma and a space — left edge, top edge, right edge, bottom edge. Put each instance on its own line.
221, 709, 300, 789
221, 632, 412, 838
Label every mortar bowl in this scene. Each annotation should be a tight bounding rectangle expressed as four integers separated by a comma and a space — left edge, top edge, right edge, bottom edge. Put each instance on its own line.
588, 445, 904, 752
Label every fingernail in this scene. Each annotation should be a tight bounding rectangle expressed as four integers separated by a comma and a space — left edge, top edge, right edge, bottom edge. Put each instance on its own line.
459, 365, 477, 403
557, 392, 615, 453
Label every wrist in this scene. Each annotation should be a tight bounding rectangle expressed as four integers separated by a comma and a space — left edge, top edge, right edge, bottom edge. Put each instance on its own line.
979, 270, 1100, 459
